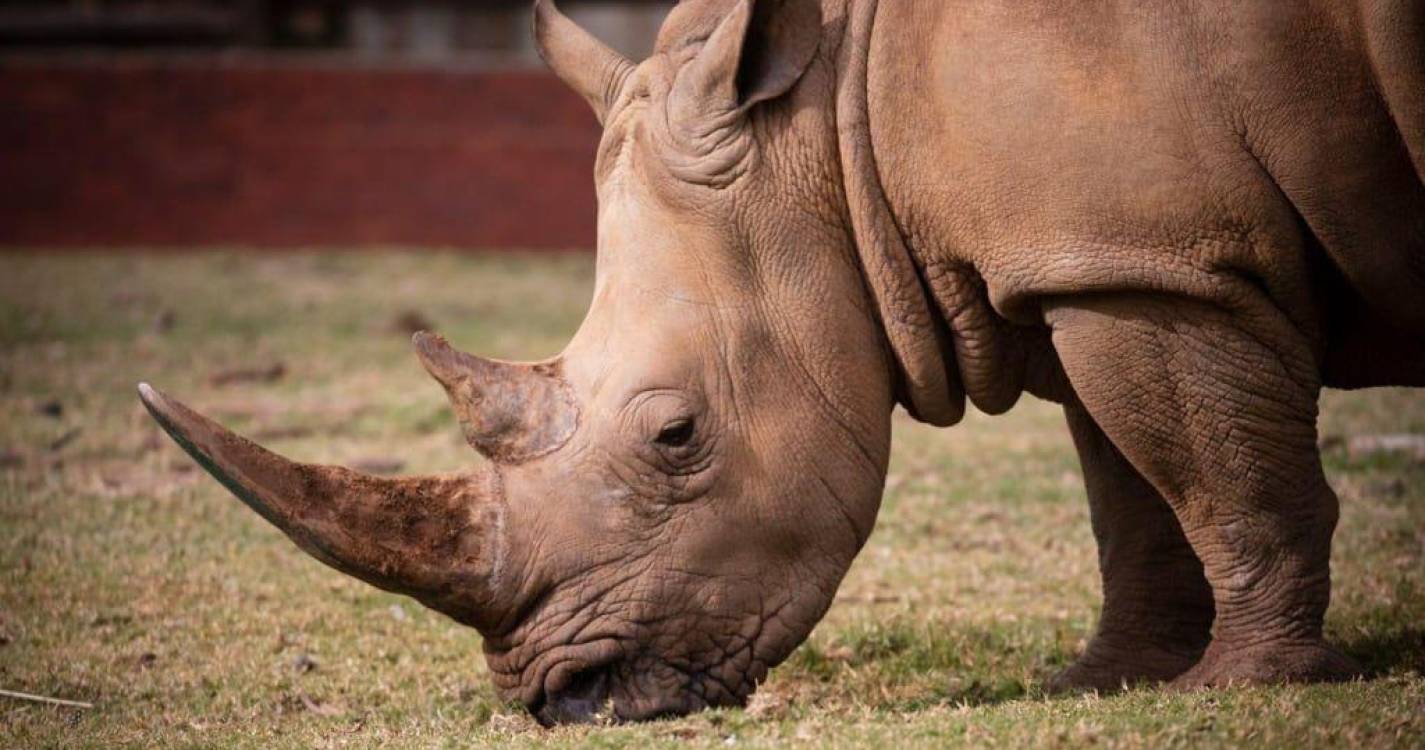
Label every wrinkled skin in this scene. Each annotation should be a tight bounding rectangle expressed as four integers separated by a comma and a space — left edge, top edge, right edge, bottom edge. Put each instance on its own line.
476, 1, 896, 721
145, 0, 893, 725
141, 0, 1425, 726
867, 0, 1425, 691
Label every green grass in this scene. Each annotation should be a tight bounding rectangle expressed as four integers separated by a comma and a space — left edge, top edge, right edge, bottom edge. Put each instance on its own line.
1, 251, 1421, 748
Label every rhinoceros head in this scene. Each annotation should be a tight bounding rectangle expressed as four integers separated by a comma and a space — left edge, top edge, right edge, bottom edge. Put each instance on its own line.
140, 0, 898, 725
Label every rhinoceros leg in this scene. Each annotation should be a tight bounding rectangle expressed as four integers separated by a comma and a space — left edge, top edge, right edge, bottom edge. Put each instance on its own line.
1045, 294, 1361, 688
1048, 403, 1214, 692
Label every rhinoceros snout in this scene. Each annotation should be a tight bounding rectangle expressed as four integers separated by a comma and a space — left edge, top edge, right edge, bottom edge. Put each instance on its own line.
534, 668, 611, 727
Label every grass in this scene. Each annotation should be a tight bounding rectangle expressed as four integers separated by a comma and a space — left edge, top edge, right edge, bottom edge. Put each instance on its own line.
1, 250, 1422, 748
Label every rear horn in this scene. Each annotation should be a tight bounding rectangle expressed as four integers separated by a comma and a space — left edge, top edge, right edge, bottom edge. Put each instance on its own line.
412, 332, 579, 464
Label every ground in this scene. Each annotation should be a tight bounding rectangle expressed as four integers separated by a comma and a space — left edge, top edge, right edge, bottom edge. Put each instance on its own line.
1, 251, 1422, 749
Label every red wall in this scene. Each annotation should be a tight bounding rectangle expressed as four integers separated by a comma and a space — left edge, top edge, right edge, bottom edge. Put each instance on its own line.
0, 57, 602, 250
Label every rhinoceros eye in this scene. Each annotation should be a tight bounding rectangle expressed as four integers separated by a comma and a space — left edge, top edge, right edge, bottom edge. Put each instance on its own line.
654, 417, 695, 448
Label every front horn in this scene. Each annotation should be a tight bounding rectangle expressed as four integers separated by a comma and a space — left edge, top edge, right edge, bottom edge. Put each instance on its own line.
137, 383, 509, 631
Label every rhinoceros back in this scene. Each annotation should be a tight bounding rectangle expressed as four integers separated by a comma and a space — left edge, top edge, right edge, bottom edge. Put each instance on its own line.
862, 1, 1425, 388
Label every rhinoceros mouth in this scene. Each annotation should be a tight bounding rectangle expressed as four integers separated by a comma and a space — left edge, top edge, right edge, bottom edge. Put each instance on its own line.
492, 572, 784, 724
533, 665, 614, 726
522, 643, 754, 725
533, 663, 725, 726
505, 634, 625, 726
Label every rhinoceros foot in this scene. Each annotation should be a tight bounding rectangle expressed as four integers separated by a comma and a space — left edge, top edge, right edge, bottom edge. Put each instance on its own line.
1047, 635, 1205, 694
1170, 638, 1362, 690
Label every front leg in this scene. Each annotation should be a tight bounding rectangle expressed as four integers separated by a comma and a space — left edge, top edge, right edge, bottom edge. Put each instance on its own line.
1046, 294, 1360, 688
1049, 403, 1214, 692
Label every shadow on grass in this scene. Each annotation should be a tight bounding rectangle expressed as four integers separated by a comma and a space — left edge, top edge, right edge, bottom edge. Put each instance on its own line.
780, 617, 1078, 712
780, 611, 1425, 717
1343, 625, 1425, 677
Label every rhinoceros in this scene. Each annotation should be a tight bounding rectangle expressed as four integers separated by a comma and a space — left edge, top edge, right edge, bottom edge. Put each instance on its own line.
139, 0, 1425, 726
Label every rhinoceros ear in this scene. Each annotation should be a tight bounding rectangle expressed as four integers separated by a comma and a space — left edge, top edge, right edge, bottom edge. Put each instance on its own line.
533, 0, 635, 125
669, 0, 822, 120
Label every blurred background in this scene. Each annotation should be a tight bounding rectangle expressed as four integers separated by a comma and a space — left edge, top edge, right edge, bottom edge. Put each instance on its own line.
0, 0, 673, 251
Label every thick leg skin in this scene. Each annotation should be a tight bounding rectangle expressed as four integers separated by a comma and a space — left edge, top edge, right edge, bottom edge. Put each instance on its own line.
1049, 403, 1215, 692
1045, 295, 1361, 688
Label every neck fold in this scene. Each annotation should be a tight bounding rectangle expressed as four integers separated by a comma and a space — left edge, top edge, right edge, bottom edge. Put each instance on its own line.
833, 0, 964, 426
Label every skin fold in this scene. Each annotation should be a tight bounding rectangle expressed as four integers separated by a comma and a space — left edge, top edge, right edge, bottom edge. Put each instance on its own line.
140, 0, 1425, 725
867, 0, 1424, 689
